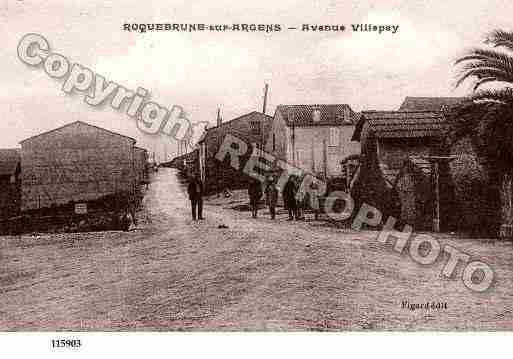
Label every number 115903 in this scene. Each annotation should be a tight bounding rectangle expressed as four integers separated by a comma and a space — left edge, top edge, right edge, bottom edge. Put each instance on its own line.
51, 339, 81, 348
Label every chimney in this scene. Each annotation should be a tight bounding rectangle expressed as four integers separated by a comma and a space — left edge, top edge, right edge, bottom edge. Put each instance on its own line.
312, 108, 321, 123
217, 108, 222, 127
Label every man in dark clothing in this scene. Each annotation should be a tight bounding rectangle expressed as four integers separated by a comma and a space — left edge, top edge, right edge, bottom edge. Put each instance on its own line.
248, 179, 263, 218
283, 176, 298, 220
264, 175, 278, 220
187, 173, 204, 221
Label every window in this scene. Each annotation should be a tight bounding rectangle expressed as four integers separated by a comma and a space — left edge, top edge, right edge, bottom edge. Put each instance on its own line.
329, 127, 339, 146
272, 133, 276, 151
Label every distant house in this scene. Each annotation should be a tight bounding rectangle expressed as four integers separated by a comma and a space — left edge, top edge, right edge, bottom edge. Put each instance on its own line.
20, 121, 137, 210
398, 97, 465, 111
265, 104, 360, 178
196, 111, 273, 193
0, 149, 21, 219
171, 149, 199, 174
351, 110, 452, 227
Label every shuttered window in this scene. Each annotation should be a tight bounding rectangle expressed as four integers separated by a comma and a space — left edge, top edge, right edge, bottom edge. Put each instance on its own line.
329, 127, 339, 146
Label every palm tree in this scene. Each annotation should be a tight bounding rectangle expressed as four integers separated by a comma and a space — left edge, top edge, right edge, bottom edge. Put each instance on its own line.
451, 30, 513, 238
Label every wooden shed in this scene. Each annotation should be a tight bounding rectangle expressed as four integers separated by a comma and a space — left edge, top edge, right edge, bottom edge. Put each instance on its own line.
0, 149, 21, 219
350, 111, 452, 225
20, 121, 137, 211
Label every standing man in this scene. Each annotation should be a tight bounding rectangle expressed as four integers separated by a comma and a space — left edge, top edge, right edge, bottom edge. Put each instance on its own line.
283, 175, 298, 220
308, 179, 321, 221
187, 172, 204, 221
294, 175, 306, 220
248, 178, 263, 218
264, 175, 278, 220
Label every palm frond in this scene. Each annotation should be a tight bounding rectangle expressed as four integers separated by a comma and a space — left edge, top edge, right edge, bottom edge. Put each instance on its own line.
455, 47, 513, 65
471, 87, 513, 104
485, 30, 513, 53
455, 47, 513, 88
455, 67, 513, 88
452, 30, 513, 169
472, 77, 497, 91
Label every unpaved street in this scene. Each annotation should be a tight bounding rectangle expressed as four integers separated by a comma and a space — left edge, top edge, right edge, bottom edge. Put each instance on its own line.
1, 168, 513, 330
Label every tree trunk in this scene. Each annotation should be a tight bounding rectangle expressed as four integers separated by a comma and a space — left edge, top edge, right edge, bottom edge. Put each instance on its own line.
500, 171, 513, 239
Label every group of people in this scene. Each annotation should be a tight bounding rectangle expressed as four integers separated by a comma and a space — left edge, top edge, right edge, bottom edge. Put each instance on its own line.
249, 174, 320, 221
187, 172, 321, 222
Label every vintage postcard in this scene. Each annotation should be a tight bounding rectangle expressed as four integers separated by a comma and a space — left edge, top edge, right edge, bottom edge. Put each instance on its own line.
2, 0, 513, 356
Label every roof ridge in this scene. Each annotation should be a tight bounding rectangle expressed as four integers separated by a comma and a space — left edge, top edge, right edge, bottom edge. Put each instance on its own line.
209, 111, 272, 130
20, 120, 137, 144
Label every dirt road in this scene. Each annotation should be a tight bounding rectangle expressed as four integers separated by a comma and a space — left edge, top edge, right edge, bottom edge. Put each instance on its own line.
1, 168, 513, 330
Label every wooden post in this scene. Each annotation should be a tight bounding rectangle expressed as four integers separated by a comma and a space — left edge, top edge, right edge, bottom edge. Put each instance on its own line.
346, 161, 350, 190
322, 138, 328, 180
433, 160, 440, 232
311, 137, 315, 173
292, 122, 296, 166
262, 84, 269, 115
500, 172, 513, 239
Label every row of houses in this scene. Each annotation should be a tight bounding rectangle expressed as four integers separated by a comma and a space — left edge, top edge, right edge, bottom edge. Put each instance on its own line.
174, 96, 498, 236
0, 121, 150, 222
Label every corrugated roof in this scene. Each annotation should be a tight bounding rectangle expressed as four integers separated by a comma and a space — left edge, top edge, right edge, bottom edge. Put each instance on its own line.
276, 104, 356, 127
398, 97, 464, 111
352, 111, 449, 142
20, 121, 137, 144
0, 149, 20, 176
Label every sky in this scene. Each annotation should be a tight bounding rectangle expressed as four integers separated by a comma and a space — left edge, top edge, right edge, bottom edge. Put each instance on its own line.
2, 0, 512, 161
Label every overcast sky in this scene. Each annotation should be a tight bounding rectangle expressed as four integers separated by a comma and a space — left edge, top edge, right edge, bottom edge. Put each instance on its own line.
2, 0, 512, 160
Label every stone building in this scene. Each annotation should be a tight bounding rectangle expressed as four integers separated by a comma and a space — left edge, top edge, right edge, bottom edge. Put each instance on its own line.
265, 104, 360, 178
196, 111, 273, 193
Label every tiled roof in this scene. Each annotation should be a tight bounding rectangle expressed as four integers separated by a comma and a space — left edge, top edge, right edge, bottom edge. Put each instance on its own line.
0, 149, 20, 176
398, 97, 464, 111
276, 104, 356, 127
352, 111, 449, 142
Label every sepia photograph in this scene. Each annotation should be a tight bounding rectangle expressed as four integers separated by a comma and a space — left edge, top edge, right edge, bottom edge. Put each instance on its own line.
1, 0, 513, 357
